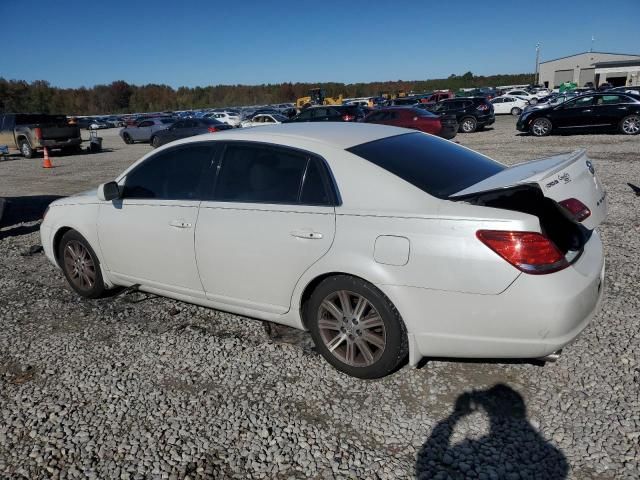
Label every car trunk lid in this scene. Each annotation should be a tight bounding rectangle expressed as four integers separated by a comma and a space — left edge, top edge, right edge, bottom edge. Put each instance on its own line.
451, 149, 606, 230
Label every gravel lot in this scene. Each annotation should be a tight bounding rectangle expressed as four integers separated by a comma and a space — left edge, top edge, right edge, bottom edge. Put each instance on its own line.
1, 118, 638, 479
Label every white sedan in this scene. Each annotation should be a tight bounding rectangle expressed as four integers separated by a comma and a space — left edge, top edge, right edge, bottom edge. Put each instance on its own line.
40, 124, 606, 378
490, 96, 529, 115
504, 89, 540, 105
240, 113, 288, 128
208, 111, 241, 127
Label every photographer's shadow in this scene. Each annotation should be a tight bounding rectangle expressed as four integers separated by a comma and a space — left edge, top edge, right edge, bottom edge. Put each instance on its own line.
416, 384, 567, 480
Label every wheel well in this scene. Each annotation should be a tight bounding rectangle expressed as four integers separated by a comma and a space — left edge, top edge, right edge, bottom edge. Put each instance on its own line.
298, 272, 374, 329
16, 135, 30, 146
52, 227, 73, 267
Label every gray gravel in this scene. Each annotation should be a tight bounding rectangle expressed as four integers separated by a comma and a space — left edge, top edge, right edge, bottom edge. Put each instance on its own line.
0, 118, 638, 479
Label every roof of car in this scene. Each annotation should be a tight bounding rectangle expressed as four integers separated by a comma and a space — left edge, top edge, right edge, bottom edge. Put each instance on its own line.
169, 122, 409, 149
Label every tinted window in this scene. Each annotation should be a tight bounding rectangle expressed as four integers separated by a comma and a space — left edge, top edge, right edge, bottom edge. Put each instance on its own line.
300, 158, 331, 205
161, 118, 175, 124
138, 120, 153, 127
215, 144, 308, 204
123, 145, 215, 200
296, 110, 313, 120
347, 132, 504, 199
565, 96, 594, 108
598, 95, 621, 105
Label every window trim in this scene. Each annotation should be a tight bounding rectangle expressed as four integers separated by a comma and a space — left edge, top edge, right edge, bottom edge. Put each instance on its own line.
206, 140, 341, 207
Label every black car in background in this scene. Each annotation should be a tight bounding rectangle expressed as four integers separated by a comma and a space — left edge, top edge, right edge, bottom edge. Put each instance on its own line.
287, 105, 366, 123
150, 118, 233, 147
422, 98, 495, 133
516, 92, 640, 136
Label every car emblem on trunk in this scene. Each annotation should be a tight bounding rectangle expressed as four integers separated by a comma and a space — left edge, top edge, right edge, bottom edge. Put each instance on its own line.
586, 160, 595, 175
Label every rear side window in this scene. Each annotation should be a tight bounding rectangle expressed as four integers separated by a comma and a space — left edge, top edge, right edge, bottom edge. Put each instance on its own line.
123, 144, 215, 200
347, 132, 504, 198
214, 144, 334, 205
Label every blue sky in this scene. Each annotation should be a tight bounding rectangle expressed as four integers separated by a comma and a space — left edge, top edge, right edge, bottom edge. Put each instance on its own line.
2, 0, 639, 88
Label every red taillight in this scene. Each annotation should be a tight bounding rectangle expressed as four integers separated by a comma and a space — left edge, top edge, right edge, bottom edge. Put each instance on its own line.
34, 127, 42, 139
559, 198, 591, 222
342, 114, 355, 121
476, 230, 569, 274
476, 104, 489, 111
207, 127, 218, 133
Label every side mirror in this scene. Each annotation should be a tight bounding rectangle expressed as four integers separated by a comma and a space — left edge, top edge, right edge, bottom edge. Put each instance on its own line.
97, 181, 120, 201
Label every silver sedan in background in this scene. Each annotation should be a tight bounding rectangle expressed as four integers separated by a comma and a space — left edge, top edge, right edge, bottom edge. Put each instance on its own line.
119, 117, 175, 144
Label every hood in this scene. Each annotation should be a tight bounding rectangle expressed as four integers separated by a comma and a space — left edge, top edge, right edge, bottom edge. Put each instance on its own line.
51, 188, 98, 207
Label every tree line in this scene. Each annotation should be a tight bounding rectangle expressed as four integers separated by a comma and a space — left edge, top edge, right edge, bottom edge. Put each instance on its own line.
0, 72, 534, 115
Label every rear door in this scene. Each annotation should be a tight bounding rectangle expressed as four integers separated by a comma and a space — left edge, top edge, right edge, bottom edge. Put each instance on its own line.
195, 142, 336, 313
595, 94, 628, 126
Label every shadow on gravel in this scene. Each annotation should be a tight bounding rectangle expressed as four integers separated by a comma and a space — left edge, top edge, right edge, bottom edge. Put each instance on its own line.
416, 384, 567, 480
0, 195, 62, 237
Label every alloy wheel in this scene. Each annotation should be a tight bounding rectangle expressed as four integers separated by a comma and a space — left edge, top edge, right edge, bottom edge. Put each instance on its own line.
532, 119, 551, 136
462, 119, 476, 132
317, 290, 386, 367
63, 240, 96, 290
622, 116, 640, 134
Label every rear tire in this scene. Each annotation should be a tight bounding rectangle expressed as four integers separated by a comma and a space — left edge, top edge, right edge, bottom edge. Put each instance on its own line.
511, 107, 522, 116
58, 230, 107, 299
19, 140, 34, 158
151, 136, 161, 148
122, 133, 133, 144
305, 275, 408, 379
529, 98, 538, 105
459, 116, 477, 133
619, 114, 640, 135
530, 117, 552, 136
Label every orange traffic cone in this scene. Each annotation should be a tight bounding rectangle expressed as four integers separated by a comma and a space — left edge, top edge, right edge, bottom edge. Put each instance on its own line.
42, 147, 53, 168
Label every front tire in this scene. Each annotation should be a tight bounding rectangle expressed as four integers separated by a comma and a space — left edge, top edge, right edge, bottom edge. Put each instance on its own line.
122, 133, 133, 144
151, 135, 161, 148
19, 140, 34, 158
58, 230, 107, 299
530, 117, 552, 136
619, 115, 640, 135
305, 275, 408, 379
459, 116, 477, 133
511, 107, 522, 116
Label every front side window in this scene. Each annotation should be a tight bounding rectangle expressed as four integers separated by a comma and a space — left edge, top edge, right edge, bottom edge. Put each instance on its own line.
296, 110, 313, 121
214, 144, 333, 205
598, 95, 621, 105
138, 120, 153, 127
123, 144, 215, 200
565, 96, 594, 108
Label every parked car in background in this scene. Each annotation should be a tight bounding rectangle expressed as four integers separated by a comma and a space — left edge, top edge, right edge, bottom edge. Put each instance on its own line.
0, 113, 82, 158
610, 86, 640, 96
89, 119, 109, 130
75, 117, 93, 129
208, 111, 241, 127
240, 114, 288, 128
41, 123, 607, 378
425, 98, 495, 133
517, 92, 640, 136
119, 117, 176, 144
490, 96, 529, 116
420, 91, 454, 104
150, 118, 232, 147
287, 105, 366, 123
504, 89, 540, 105
363, 107, 457, 139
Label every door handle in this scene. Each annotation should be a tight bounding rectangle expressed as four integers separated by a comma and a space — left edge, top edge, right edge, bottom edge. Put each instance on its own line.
290, 229, 323, 239
582, 109, 592, 113
617, 107, 628, 110
169, 219, 192, 229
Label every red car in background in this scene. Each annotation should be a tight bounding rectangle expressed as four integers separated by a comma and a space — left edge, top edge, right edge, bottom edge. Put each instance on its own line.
363, 107, 458, 140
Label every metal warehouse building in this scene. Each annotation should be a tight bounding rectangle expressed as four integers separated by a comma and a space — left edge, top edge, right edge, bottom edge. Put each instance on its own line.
539, 51, 640, 88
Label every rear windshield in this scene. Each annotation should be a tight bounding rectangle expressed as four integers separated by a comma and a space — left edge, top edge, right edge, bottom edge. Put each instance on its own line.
347, 132, 505, 198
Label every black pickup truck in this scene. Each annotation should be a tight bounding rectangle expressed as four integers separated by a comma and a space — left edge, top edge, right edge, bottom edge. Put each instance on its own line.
0, 113, 82, 158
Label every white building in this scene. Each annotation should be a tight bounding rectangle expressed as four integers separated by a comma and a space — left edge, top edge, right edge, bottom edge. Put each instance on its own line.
538, 51, 640, 88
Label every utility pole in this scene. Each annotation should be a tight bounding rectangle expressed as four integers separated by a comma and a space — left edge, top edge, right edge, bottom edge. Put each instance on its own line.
535, 43, 541, 86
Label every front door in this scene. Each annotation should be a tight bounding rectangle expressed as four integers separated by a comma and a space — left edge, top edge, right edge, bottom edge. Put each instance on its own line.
553, 96, 596, 128
195, 142, 336, 314
98, 143, 217, 297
